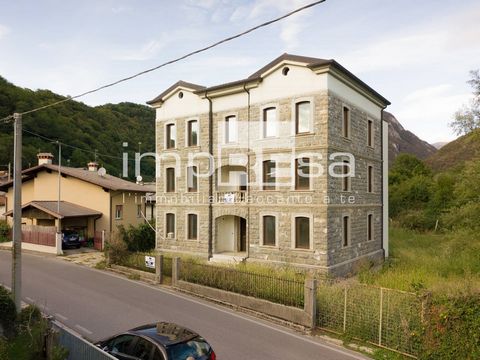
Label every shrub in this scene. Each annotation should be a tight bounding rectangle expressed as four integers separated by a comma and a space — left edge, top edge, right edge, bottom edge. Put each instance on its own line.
118, 224, 155, 252
105, 234, 129, 265
441, 202, 480, 231
0, 286, 16, 338
0, 221, 10, 243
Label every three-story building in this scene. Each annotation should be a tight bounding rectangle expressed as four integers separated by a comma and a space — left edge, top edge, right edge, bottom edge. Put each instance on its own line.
148, 54, 390, 276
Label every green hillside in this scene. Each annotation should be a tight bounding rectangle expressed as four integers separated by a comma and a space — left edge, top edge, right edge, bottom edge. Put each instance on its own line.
425, 129, 480, 173
0, 76, 155, 181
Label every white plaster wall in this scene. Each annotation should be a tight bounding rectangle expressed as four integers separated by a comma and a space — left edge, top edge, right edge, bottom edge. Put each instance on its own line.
327, 74, 383, 119
156, 88, 209, 121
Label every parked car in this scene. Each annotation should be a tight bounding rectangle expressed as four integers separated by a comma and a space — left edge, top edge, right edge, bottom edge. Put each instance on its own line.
61, 230, 84, 249
96, 322, 216, 360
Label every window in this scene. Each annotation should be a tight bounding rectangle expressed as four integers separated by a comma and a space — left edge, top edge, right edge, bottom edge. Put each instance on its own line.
105, 334, 135, 356
263, 107, 277, 138
295, 217, 310, 249
187, 214, 198, 240
295, 158, 310, 190
342, 160, 350, 191
263, 160, 276, 190
367, 214, 373, 241
166, 167, 175, 192
115, 205, 123, 220
367, 165, 373, 193
187, 120, 198, 146
367, 119, 373, 147
343, 216, 350, 247
187, 166, 198, 192
137, 204, 142, 218
263, 216, 276, 246
342, 106, 350, 138
166, 123, 176, 149
295, 101, 310, 134
225, 115, 237, 143
131, 337, 155, 360
166, 213, 175, 237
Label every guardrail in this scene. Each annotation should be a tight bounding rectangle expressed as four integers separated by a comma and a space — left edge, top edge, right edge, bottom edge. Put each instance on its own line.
53, 321, 117, 360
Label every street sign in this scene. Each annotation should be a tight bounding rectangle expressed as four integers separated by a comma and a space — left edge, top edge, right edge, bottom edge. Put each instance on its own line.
145, 256, 155, 269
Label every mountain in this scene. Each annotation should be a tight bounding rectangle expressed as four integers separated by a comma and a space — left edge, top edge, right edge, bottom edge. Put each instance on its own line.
432, 141, 449, 149
0, 76, 155, 181
384, 111, 437, 166
426, 129, 480, 172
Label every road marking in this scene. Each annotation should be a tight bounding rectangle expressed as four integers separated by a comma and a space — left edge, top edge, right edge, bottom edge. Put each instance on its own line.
55, 313, 68, 321
75, 324, 93, 335
95, 269, 367, 360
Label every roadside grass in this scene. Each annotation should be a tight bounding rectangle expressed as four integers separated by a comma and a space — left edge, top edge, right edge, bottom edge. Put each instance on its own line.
358, 227, 480, 295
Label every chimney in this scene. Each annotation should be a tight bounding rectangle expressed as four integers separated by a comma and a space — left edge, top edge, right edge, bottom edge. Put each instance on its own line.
37, 153, 54, 166
87, 161, 99, 172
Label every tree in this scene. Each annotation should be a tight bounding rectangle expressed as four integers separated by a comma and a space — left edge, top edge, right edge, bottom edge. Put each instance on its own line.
450, 70, 480, 136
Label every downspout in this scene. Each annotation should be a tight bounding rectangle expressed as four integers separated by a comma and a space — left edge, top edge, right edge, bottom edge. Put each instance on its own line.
380, 106, 388, 258
243, 83, 251, 260
380, 108, 384, 254
206, 91, 213, 260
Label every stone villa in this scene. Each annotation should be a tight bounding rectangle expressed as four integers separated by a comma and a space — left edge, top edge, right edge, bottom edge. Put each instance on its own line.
148, 54, 390, 276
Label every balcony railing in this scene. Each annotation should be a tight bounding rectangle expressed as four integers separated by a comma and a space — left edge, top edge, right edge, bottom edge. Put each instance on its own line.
215, 191, 246, 204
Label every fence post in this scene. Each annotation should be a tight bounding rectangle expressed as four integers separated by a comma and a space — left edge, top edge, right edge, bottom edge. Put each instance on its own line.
55, 232, 63, 256
101, 230, 106, 251
172, 257, 181, 287
378, 287, 383, 346
343, 286, 347, 333
304, 277, 317, 329
155, 254, 163, 284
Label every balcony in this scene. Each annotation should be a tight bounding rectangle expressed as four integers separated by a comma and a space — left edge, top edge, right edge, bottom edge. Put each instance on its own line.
215, 191, 246, 204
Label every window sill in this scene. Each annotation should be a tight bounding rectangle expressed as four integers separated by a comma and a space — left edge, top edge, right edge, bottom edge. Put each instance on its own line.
290, 247, 314, 252
292, 132, 315, 137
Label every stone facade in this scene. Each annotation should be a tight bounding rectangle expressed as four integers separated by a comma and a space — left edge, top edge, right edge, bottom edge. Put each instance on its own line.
150, 54, 390, 276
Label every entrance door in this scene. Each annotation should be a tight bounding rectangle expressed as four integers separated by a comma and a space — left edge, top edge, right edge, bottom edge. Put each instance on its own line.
239, 217, 246, 252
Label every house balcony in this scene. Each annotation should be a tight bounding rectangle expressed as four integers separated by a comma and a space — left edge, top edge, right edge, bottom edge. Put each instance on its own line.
215, 191, 247, 204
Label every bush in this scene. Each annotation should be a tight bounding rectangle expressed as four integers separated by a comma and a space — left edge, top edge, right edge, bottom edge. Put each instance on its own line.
105, 235, 129, 265
118, 224, 155, 252
0, 221, 10, 243
0, 286, 16, 338
441, 202, 480, 231
396, 208, 437, 231
422, 294, 480, 359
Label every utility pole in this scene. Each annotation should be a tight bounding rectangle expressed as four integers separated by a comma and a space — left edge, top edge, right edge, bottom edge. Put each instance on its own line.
12, 113, 22, 313
57, 141, 61, 230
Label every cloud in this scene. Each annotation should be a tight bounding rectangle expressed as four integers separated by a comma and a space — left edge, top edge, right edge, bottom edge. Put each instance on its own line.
394, 85, 472, 142
0, 24, 10, 40
113, 39, 167, 61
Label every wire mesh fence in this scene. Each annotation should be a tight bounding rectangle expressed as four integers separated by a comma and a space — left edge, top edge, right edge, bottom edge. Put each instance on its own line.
180, 260, 305, 308
317, 282, 424, 357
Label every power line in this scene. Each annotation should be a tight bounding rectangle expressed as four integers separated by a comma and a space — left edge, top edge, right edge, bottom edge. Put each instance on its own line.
9, 0, 325, 118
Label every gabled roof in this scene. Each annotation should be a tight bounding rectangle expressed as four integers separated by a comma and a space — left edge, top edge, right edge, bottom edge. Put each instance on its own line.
147, 80, 206, 105
4, 201, 102, 219
247, 53, 330, 79
148, 53, 390, 107
0, 164, 155, 193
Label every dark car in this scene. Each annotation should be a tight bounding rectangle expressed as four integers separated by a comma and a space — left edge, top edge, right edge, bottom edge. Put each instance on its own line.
61, 230, 83, 249
96, 322, 216, 360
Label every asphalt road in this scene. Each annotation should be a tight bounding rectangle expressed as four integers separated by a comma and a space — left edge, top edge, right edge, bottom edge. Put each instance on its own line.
0, 251, 369, 360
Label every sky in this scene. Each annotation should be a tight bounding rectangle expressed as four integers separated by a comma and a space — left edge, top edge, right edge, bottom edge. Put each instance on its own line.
0, 0, 479, 144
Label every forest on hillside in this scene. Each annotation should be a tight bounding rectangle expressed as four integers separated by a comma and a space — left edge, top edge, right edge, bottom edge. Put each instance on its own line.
0, 76, 155, 181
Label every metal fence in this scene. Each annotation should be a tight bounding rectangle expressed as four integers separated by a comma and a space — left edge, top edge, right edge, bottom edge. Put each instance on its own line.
316, 283, 425, 358
180, 260, 305, 308
53, 321, 117, 360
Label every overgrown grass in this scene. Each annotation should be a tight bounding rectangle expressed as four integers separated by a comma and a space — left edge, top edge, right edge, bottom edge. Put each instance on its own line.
358, 226, 480, 295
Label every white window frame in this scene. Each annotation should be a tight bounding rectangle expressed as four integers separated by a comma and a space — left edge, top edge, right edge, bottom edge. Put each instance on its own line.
165, 211, 176, 239
115, 205, 123, 220
185, 165, 199, 193
165, 166, 176, 193
224, 113, 239, 145
185, 212, 199, 241
342, 104, 351, 140
342, 214, 351, 248
260, 104, 279, 139
164, 120, 177, 150
259, 212, 279, 247
291, 97, 314, 135
291, 214, 313, 250
185, 118, 200, 147
136, 204, 142, 219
